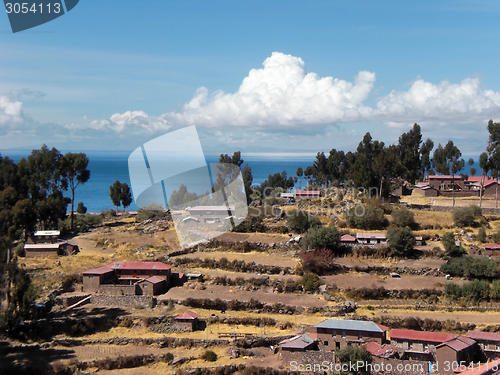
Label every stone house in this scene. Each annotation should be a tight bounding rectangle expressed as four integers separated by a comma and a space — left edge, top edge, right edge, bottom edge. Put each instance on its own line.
466, 331, 500, 360
82, 261, 172, 296
314, 319, 388, 351
174, 311, 199, 331
435, 336, 478, 375
356, 233, 387, 246
390, 329, 457, 360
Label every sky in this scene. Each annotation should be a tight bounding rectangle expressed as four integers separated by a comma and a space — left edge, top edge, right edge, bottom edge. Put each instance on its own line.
1, 1, 500, 157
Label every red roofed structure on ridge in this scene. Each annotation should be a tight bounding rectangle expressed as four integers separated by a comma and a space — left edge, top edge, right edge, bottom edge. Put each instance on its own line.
174, 311, 200, 331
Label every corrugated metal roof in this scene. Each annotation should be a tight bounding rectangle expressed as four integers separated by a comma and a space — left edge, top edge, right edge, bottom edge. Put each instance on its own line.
187, 206, 235, 212
437, 336, 476, 352
467, 331, 500, 342
455, 360, 500, 375
485, 244, 500, 250
295, 190, 321, 195
175, 311, 199, 320
82, 265, 113, 275
340, 234, 356, 242
111, 261, 173, 270
144, 276, 165, 284
314, 319, 388, 333
390, 329, 457, 343
34, 230, 60, 236
279, 333, 316, 349
24, 243, 60, 249
356, 233, 387, 240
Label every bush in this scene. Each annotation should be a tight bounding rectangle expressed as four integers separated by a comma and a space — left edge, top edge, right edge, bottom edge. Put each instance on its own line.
204, 350, 217, 362
442, 232, 467, 257
336, 345, 371, 367
453, 205, 482, 227
391, 208, 416, 228
477, 227, 487, 243
302, 226, 340, 252
347, 205, 389, 230
76, 201, 87, 214
234, 215, 267, 233
301, 273, 321, 292
286, 209, 321, 233
14, 242, 24, 257
300, 248, 337, 275
387, 227, 416, 257
441, 256, 500, 280
137, 203, 169, 221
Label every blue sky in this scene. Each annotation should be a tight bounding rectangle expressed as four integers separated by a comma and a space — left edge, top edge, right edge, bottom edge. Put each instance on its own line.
1, 1, 500, 157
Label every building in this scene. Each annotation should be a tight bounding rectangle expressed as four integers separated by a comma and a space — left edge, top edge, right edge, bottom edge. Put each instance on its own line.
279, 333, 318, 352
356, 233, 387, 246
364, 342, 398, 359
390, 329, 458, 360
466, 331, 500, 359
484, 244, 500, 257
339, 234, 357, 246
28, 230, 61, 244
456, 360, 500, 375
436, 336, 478, 375
413, 183, 439, 197
294, 190, 322, 200
314, 319, 388, 351
174, 311, 200, 331
82, 261, 172, 296
24, 240, 78, 257
186, 206, 235, 222
428, 175, 466, 192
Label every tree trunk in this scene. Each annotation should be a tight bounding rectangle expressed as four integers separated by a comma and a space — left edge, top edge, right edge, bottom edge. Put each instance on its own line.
452, 175, 455, 207
496, 182, 498, 209
70, 188, 75, 230
479, 173, 485, 208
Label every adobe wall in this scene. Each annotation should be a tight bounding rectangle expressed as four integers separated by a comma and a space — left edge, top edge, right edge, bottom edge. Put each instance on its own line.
90, 294, 156, 308
25, 250, 59, 258
97, 284, 137, 296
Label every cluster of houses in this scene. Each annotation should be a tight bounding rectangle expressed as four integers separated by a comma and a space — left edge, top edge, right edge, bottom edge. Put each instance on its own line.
413, 176, 500, 198
279, 318, 500, 375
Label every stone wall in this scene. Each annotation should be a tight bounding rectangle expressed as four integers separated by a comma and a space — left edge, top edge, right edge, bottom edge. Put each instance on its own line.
404, 203, 500, 215
90, 294, 155, 308
98, 284, 137, 296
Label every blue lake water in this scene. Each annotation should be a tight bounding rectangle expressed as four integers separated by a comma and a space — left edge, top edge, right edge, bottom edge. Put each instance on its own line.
2, 149, 315, 213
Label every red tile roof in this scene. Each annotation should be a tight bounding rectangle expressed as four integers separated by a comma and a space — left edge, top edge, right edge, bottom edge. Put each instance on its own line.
467, 331, 500, 342
365, 342, 396, 358
485, 244, 500, 251
467, 177, 496, 183
175, 311, 199, 320
390, 329, 457, 343
82, 264, 113, 275
437, 336, 476, 352
144, 276, 165, 284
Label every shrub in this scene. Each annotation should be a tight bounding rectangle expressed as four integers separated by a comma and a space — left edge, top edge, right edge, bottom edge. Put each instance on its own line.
391, 208, 416, 228
300, 248, 337, 275
387, 227, 416, 257
453, 205, 482, 227
234, 215, 267, 233
302, 226, 341, 252
286, 209, 321, 233
76, 201, 87, 214
336, 345, 371, 366
204, 350, 217, 362
301, 273, 321, 291
442, 232, 467, 257
441, 256, 500, 280
162, 352, 174, 363
477, 227, 487, 243
347, 205, 389, 230
14, 242, 24, 257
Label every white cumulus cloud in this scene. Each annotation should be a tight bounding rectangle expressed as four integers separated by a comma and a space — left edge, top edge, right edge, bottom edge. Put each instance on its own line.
0, 94, 24, 128
87, 110, 172, 133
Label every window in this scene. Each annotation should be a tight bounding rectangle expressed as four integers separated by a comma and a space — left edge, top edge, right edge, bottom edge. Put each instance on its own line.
143, 284, 148, 288
342, 330, 346, 338
89, 275, 94, 279
324, 341, 329, 346
358, 332, 363, 340
332, 330, 336, 337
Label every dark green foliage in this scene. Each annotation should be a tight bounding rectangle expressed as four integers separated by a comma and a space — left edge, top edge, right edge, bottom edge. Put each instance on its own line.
336, 345, 372, 371
397, 124, 423, 184
234, 215, 267, 233
348, 205, 389, 230
109, 181, 133, 211
204, 350, 217, 362
442, 232, 467, 257
286, 209, 321, 233
14, 242, 24, 257
76, 201, 87, 214
387, 227, 416, 257
136, 203, 169, 221
61, 152, 90, 230
445, 279, 491, 301
432, 140, 465, 206
302, 226, 340, 251
300, 273, 321, 291
477, 226, 487, 243
391, 208, 416, 228
440, 256, 500, 280
492, 230, 500, 244
453, 205, 482, 227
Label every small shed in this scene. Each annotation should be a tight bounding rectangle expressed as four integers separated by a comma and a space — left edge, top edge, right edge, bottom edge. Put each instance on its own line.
138, 276, 166, 296
279, 333, 318, 352
174, 311, 199, 331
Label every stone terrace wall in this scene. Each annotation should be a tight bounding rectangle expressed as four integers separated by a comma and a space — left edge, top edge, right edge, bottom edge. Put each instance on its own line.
98, 284, 137, 296
404, 203, 500, 215
90, 294, 155, 308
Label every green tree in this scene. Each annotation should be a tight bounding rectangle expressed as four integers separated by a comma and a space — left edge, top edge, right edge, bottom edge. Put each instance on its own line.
397, 123, 423, 184
302, 226, 340, 252
486, 120, 500, 208
336, 346, 372, 373
391, 208, 416, 228
61, 152, 90, 230
109, 181, 133, 212
76, 201, 87, 214
348, 205, 388, 230
120, 183, 133, 211
432, 141, 465, 207
452, 205, 482, 227
479, 152, 491, 208
296, 166, 303, 189
387, 227, 416, 257
301, 272, 321, 291
477, 226, 487, 243
442, 232, 467, 257
420, 138, 434, 177
286, 209, 321, 233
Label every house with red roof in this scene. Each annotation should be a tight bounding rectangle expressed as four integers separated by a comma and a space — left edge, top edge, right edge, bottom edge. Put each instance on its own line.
174, 310, 200, 331
390, 329, 458, 360
467, 331, 500, 360
82, 261, 172, 296
436, 336, 479, 375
